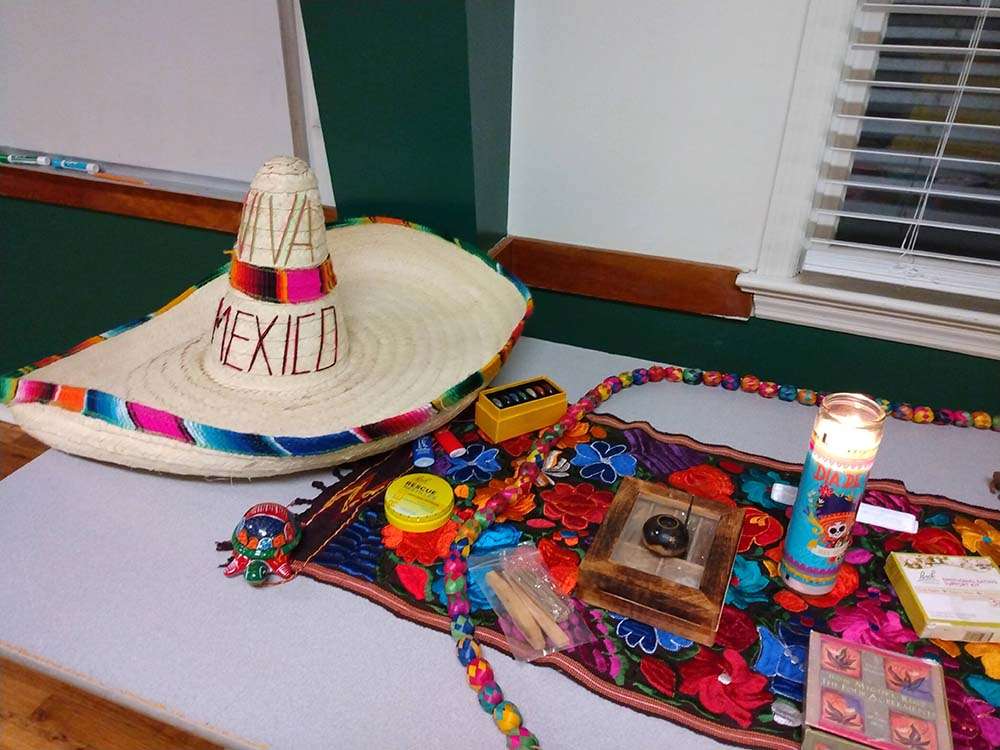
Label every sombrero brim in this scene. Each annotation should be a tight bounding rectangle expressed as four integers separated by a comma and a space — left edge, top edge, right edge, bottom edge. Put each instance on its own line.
2, 218, 532, 477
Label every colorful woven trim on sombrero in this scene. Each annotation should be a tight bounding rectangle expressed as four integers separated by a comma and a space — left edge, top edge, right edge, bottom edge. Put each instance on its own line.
0, 217, 533, 457
278, 411, 1000, 750
229, 255, 337, 304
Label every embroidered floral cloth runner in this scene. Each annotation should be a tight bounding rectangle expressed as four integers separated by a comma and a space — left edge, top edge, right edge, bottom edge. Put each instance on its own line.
283, 412, 1000, 749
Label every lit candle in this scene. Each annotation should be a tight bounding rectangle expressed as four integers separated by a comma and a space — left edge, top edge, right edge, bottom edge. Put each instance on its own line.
780, 393, 886, 595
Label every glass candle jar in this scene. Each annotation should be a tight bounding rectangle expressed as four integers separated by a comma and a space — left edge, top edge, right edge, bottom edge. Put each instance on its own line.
780, 393, 887, 595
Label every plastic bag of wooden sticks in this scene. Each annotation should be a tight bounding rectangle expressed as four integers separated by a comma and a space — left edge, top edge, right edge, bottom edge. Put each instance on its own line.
468, 542, 595, 661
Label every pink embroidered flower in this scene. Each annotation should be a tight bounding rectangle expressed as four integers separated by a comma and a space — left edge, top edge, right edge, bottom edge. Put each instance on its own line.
947, 677, 1000, 750
828, 599, 917, 652
568, 604, 623, 684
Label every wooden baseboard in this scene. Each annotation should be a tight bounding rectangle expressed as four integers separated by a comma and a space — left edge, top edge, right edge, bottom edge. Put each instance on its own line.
494, 235, 752, 319
0, 165, 337, 233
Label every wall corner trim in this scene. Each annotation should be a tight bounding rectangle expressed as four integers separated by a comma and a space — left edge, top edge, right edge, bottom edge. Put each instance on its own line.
0, 165, 337, 233
497, 235, 752, 319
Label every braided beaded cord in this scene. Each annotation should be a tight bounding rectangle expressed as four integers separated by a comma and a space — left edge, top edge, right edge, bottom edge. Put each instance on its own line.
445, 367, 656, 748
444, 363, 997, 747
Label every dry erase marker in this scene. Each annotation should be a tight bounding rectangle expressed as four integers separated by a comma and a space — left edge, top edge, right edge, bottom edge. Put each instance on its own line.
51, 157, 100, 174
1, 153, 50, 166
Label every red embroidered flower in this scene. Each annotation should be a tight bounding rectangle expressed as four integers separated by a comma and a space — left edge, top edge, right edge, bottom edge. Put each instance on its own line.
805, 563, 859, 607
737, 508, 784, 553
714, 606, 758, 651
473, 479, 536, 522
718, 459, 746, 474
538, 536, 581, 595
774, 589, 808, 613
668, 464, 735, 505
639, 656, 676, 697
382, 519, 458, 566
541, 482, 614, 531
395, 563, 430, 601
678, 649, 772, 728
884, 526, 965, 556
499, 433, 533, 457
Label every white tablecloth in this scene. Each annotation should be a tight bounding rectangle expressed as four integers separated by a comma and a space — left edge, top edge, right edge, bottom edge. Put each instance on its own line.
2, 337, 997, 749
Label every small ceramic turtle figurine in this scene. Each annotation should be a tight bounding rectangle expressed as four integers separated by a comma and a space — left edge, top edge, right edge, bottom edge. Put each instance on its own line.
224, 502, 302, 585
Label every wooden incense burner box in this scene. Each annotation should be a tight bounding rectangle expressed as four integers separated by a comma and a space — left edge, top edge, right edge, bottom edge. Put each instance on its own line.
576, 477, 743, 646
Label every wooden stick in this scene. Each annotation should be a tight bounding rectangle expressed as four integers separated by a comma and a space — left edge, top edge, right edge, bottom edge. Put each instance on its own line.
503, 574, 570, 649
485, 570, 545, 651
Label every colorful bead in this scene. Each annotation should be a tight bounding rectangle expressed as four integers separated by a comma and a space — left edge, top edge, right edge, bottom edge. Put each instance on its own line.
702, 370, 722, 387
952, 410, 971, 428
778, 384, 797, 402
478, 682, 504, 712
876, 398, 892, 415
758, 381, 778, 399
456, 637, 481, 666
443, 358, 994, 748
451, 615, 476, 640
467, 657, 494, 690
492, 701, 523, 735
448, 596, 470, 617
682, 368, 702, 385
796, 389, 817, 406
507, 728, 540, 750
973, 411, 992, 429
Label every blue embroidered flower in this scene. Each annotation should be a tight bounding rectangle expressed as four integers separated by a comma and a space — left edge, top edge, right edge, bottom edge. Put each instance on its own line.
968, 675, 1000, 708
740, 466, 791, 510
606, 614, 692, 654
753, 622, 808, 701
725, 555, 770, 609
923, 511, 951, 527
312, 508, 382, 582
571, 441, 637, 484
433, 524, 522, 613
447, 443, 501, 484
433, 565, 492, 611
656, 630, 695, 652
472, 523, 522, 554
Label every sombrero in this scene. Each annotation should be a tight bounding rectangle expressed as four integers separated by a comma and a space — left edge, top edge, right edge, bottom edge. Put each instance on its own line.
2, 157, 531, 477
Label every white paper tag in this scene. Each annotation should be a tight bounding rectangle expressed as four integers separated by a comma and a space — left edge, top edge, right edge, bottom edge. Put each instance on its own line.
770, 483, 797, 506
855, 503, 919, 534
769, 483, 918, 533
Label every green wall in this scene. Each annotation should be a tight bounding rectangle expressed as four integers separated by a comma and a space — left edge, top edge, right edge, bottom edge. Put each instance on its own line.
0, 198, 229, 374
528, 289, 1000, 414
301, 0, 514, 249
3, 197, 998, 415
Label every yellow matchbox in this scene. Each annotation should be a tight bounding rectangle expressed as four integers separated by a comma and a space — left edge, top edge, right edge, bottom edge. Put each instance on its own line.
475, 376, 567, 444
885, 552, 1000, 643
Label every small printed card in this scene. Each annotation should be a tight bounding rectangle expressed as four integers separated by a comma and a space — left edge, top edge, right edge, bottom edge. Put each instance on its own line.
803, 631, 952, 750
885, 552, 1000, 642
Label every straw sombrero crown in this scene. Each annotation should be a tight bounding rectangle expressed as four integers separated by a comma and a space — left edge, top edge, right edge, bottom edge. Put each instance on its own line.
4, 157, 531, 476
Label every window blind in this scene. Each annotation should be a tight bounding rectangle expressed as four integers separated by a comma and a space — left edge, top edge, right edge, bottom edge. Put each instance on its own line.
803, 0, 1000, 298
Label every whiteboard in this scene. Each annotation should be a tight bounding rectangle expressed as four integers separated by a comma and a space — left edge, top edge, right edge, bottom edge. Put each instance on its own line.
0, 0, 295, 184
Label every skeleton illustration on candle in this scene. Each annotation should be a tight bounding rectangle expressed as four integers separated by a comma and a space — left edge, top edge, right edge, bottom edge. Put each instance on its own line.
806, 485, 856, 560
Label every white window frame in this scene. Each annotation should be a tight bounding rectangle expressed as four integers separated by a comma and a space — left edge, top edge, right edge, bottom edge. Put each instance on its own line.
738, 0, 1000, 360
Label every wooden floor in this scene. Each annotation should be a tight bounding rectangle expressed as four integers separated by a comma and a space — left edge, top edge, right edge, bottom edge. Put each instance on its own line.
0, 422, 222, 750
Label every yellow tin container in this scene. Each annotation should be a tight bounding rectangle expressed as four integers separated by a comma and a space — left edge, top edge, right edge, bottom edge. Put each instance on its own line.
475, 376, 567, 444
384, 473, 455, 533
